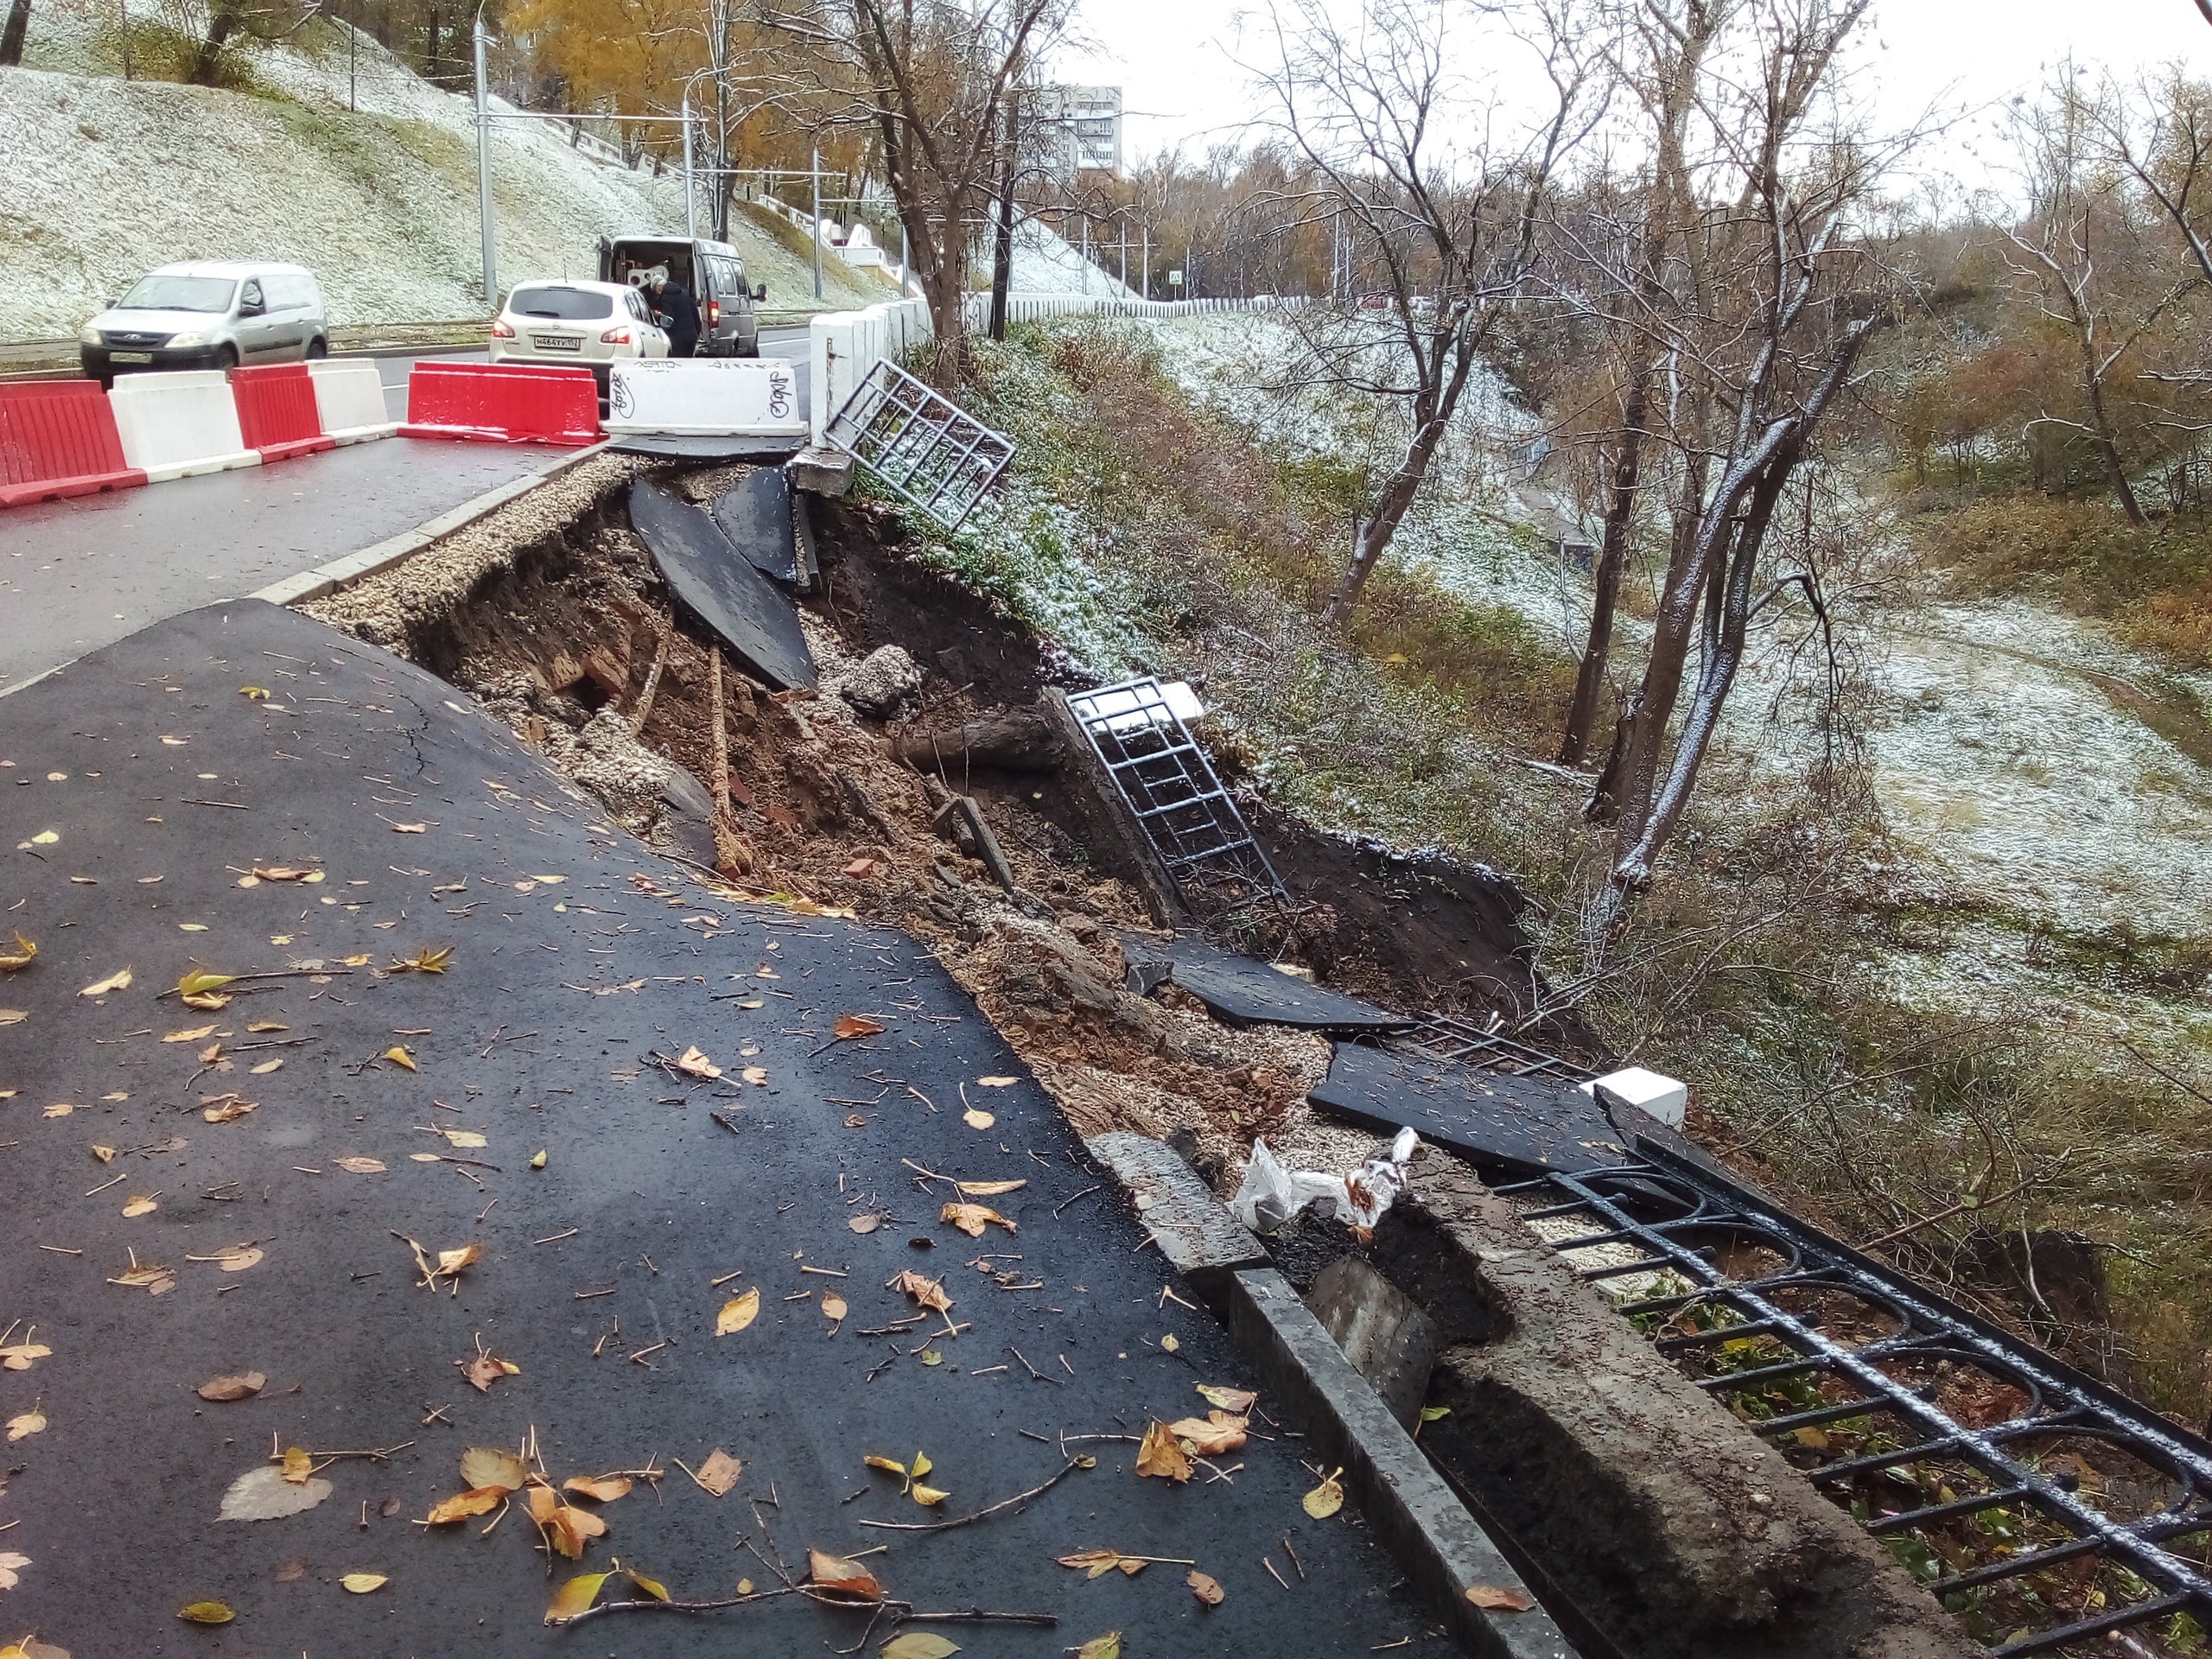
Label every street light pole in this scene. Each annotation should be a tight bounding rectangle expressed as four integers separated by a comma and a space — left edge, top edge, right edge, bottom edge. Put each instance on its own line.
473, 10, 497, 308
810, 146, 823, 300
682, 92, 697, 238
1141, 223, 1149, 300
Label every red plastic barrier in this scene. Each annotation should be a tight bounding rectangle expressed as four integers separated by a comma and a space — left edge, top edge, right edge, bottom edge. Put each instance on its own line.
0, 381, 146, 508
400, 361, 601, 447
229, 362, 336, 462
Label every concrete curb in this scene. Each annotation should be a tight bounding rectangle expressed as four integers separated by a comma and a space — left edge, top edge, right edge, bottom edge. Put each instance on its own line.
251, 439, 612, 607
1082, 1130, 1580, 1659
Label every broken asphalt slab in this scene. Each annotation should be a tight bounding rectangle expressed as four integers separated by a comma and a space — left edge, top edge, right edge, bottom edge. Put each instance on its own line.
606, 434, 804, 464
1311, 1043, 1632, 1179
630, 475, 816, 692
709, 466, 800, 585
1126, 933, 1409, 1033
0, 600, 1443, 1655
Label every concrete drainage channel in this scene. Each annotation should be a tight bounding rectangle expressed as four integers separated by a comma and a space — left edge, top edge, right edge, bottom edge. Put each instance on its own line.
272, 447, 2081, 1659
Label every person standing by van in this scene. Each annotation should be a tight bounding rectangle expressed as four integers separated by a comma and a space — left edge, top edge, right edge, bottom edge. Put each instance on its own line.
646, 270, 700, 359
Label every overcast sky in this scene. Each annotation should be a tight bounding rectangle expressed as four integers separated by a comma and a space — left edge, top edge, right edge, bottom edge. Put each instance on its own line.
1072, 0, 2211, 188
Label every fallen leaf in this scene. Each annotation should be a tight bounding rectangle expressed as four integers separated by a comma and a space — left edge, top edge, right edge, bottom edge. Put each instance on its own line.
806, 1548, 883, 1599
822, 1292, 848, 1321
435, 1241, 484, 1281
741, 1066, 769, 1086
544, 1571, 610, 1625
618, 1567, 668, 1603
1058, 1548, 1147, 1580
389, 944, 454, 974
849, 1214, 882, 1235
832, 1014, 885, 1040
250, 1058, 283, 1075
384, 1046, 417, 1071
219, 1465, 334, 1521
91, 1145, 117, 1163
890, 1269, 952, 1313
391, 822, 427, 834
976, 1076, 1018, 1087
842, 857, 880, 878
918, 1349, 943, 1366
193, 1244, 264, 1272
197, 1371, 265, 1402
175, 968, 233, 998
435, 1128, 487, 1149
0, 1551, 27, 1592
460, 1446, 527, 1493
410, 1153, 442, 1163
530, 1149, 547, 1169
163, 1023, 217, 1043
1166, 1411, 1248, 1457
956, 1179, 1027, 1197
109, 1259, 177, 1294
0, 1343, 51, 1372
281, 1445, 315, 1484
1466, 1585, 1536, 1612
6, 1409, 45, 1442
1188, 1568, 1225, 1605
334, 1156, 386, 1174
0, 934, 36, 971
674, 1045, 722, 1080
0, 1009, 24, 1026
880, 1636, 959, 1659
464, 1355, 510, 1392
716, 1288, 761, 1335
940, 1202, 1016, 1238
181, 992, 229, 1010
28, 829, 56, 842
202, 1097, 257, 1124
963, 1109, 995, 1130
239, 685, 270, 700
340, 1573, 387, 1594
197, 1041, 223, 1063
1135, 1421, 1191, 1483
276, 1558, 311, 1580
1072, 1635, 1122, 1659
78, 968, 130, 998
912, 1481, 951, 1505
248, 1020, 287, 1033
176, 1602, 235, 1625
424, 1486, 507, 1524
694, 1448, 743, 1497
1196, 1384, 1258, 1413
563, 1474, 632, 1503
41, 1103, 73, 1119
1303, 1468, 1345, 1519
1160, 1333, 1180, 1354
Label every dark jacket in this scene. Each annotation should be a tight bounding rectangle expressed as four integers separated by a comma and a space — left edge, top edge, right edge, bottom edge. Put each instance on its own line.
652, 281, 701, 346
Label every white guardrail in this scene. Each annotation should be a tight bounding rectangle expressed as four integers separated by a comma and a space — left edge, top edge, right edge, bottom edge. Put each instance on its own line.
807, 294, 1284, 444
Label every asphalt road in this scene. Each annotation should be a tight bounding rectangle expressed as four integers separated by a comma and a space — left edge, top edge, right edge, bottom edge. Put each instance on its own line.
0, 600, 1438, 1656
0, 327, 815, 697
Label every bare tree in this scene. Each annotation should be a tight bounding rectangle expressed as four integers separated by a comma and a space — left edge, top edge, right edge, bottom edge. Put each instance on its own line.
1584, 0, 1889, 905
0, 0, 29, 66
754, 0, 1067, 378
1255, 0, 1599, 629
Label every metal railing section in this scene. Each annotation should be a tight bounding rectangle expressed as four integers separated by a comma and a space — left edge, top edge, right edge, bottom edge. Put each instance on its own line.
1065, 676, 1293, 918
1497, 1141, 2212, 1656
822, 359, 1013, 531
1390, 1013, 1592, 1083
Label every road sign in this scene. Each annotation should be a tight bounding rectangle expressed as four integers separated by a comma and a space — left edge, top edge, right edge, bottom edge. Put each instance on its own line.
1168, 270, 1184, 287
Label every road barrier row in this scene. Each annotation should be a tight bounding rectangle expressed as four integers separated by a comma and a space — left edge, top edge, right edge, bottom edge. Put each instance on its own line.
602, 358, 806, 439
400, 361, 601, 447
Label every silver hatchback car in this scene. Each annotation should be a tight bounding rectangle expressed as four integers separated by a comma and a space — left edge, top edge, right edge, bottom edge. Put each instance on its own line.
79, 261, 328, 385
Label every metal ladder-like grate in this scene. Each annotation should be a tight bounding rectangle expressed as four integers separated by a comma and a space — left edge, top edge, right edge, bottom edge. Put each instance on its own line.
1065, 677, 1293, 918
1390, 1012, 1592, 1083
823, 359, 1014, 531
1500, 1141, 2212, 1657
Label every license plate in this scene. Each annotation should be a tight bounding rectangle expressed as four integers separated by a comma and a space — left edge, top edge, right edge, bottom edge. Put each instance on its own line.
532, 336, 581, 353
110, 352, 152, 363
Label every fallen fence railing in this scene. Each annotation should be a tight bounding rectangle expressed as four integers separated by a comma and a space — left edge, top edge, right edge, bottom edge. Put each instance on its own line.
820, 359, 1012, 531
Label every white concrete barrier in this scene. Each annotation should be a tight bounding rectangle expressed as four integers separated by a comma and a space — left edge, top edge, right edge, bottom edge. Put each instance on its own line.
108, 370, 259, 482
602, 358, 807, 438
1581, 1066, 1688, 1130
308, 359, 398, 444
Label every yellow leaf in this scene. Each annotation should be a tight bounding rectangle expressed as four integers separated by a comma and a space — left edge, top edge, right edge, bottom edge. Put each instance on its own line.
1058, 1548, 1135, 1580
0, 933, 36, 971
162, 1024, 217, 1043
248, 1020, 287, 1032
439, 1129, 487, 1149
176, 1602, 235, 1625
460, 1446, 527, 1493
92, 1144, 116, 1162
391, 944, 454, 974
940, 1202, 1017, 1237
202, 1097, 257, 1124
1073, 1635, 1122, 1659
239, 685, 270, 700
434, 1241, 484, 1280
282, 1445, 315, 1484
1303, 1467, 1345, 1519
822, 1292, 848, 1320
6, 1408, 46, 1441
122, 1195, 157, 1217
0, 1343, 51, 1372
1160, 1333, 1180, 1354
334, 1156, 385, 1173
563, 1474, 632, 1503
0, 1549, 28, 1592
806, 1548, 883, 1599
384, 1046, 416, 1071
1165, 1411, 1247, 1456
175, 968, 232, 998
956, 1179, 1027, 1197
912, 1483, 950, 1506
425, 1486, 507, 1524
391, 822, 427, 834
976, 1076, 1018, 1087
181, 992, 229, 1010
626, 1567, 671, 1602
531, 1149, 548, 1169
832, 1013, 885, 1040
1135, 1421, 1191, 1483
674, 1045, 722, 1079
741, 1066, 769, 1086
250, 1058, 283, 1075
890, 1270, 952, 1313
864, 1454, 908, 1477
716, 1288, 761, 1335
881, 1636, 962, 1659
340, 1573, 387, 1594
78, 967, 130, 998
963, 1109, 995, 1130
544, 1571, 611, 1624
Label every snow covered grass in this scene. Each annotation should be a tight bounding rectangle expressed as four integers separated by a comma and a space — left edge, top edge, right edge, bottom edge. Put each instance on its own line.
0, 1, 890, 336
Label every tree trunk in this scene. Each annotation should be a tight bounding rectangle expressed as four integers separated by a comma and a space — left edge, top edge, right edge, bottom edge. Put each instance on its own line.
0, 0, 30, 67
188, 0, 238, 84
1560, 372, 1649, 766
1592, 447, 1707, 831
2082, 347, 2147, 527
988, 99, 1017, 343
1319, 411, 1450, 627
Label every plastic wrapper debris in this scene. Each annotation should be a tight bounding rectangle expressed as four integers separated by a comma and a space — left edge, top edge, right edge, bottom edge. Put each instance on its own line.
1230, 1127, 1421, 1234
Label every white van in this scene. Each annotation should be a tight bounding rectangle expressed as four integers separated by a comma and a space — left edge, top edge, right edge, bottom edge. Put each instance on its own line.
79, 262, 328, 385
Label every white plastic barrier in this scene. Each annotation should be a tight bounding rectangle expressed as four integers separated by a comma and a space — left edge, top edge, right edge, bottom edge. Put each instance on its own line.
602, 358, 807, 438
107, 370, 258, 482
1580, 1066, 1688, 1130
810, 298, 932, 444
307, 359, 398, 444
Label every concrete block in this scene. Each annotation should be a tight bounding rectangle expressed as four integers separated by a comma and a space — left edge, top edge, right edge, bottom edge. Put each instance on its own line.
786, 446, 854, 498
1229, 1268, 1577, 1659
603, 358, 806, 438
1083, 1130, 1267, 1313
1306, 1256, 1437, 1430
308, 359, 398, 443
109, 369, 258, 481
1579, 1065, 1687, 1128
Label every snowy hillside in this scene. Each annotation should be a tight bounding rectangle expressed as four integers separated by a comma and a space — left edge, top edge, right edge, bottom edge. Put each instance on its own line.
0, 1, 896, 339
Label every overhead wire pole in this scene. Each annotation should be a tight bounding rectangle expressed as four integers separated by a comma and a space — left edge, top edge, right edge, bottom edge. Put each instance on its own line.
682, 91, 697, 238
473, 8, 496, 308
810, 146, 823, 301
